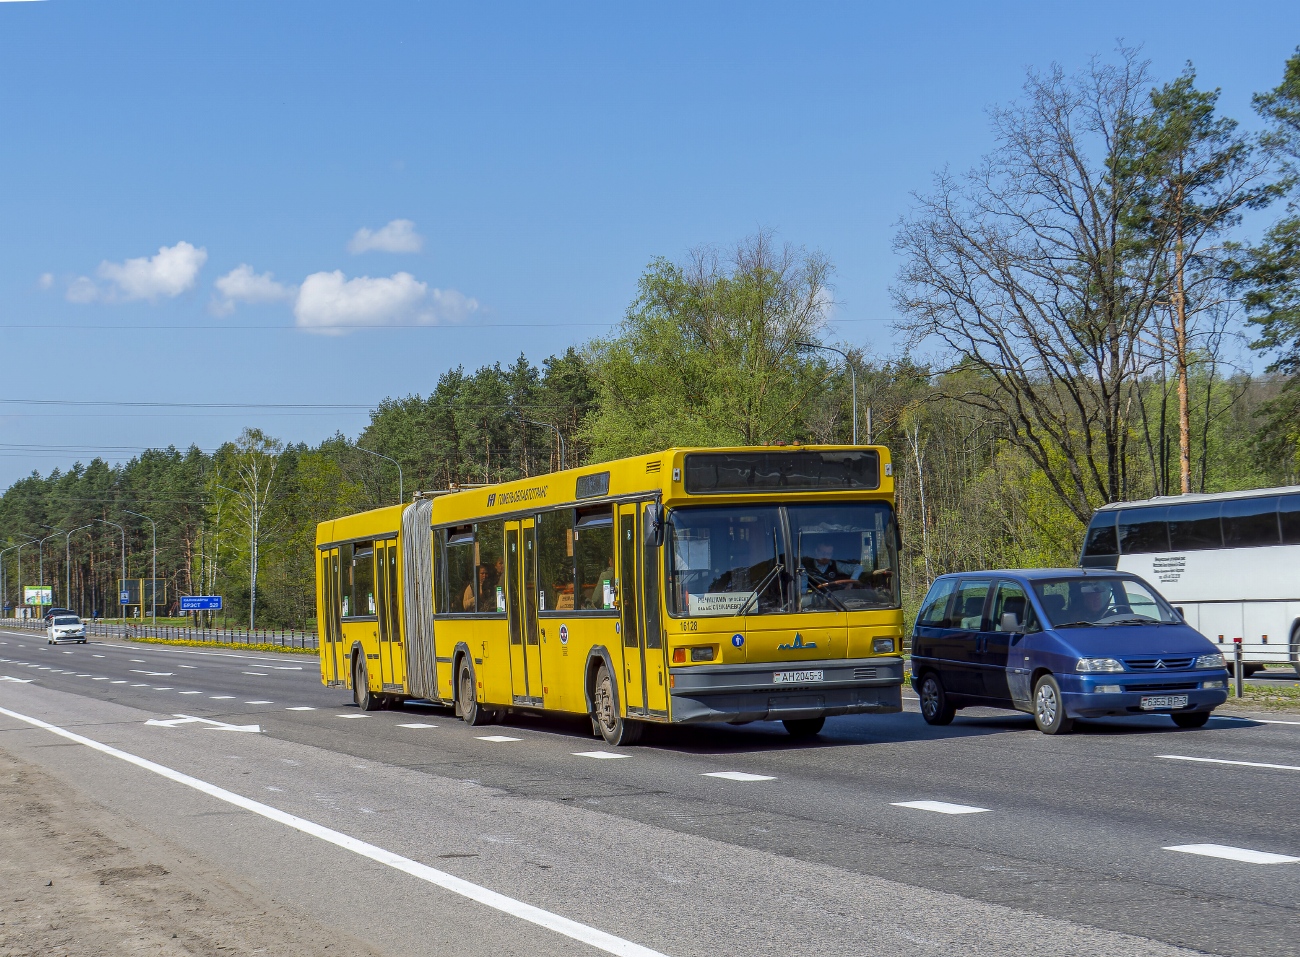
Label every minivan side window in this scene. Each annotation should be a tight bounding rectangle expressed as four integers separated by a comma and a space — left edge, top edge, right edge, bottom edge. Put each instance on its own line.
916, 579, 956, 627
948, 580, 991, 630
988, 580, 1039, 633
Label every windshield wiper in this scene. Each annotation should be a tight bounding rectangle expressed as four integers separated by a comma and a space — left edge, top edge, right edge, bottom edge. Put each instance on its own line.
1052, 620, 1097, 629
740, 563, 784, 616
805, 577, 848, 611
1103, 616, 1161, 626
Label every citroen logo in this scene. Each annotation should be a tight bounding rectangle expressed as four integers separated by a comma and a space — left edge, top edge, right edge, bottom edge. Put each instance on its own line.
1154, 659, 1167, 669
778, 633, 817, 651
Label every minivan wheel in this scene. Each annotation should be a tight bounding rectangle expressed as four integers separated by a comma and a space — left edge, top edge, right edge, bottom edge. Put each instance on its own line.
1172, 710, 1211, 729
919, 673, 956, 726
1033, 675, 1074, 735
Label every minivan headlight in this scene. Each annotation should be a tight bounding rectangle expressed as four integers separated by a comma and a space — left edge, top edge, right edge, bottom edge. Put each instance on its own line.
1195, 653, 1225, 669
1077, 657, 1124, 673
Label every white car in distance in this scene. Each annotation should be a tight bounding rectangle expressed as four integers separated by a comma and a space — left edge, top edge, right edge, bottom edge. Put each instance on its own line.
47, 615, 87, 644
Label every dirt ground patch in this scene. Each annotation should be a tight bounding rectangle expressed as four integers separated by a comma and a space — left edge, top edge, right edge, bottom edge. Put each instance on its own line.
0, 747, 383, 957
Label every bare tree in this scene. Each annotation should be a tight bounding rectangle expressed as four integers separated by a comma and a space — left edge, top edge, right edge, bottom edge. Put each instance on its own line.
893, 50, 1169, 522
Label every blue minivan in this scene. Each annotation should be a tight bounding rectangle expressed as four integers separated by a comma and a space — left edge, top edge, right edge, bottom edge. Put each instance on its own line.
909, 569, 1230, 734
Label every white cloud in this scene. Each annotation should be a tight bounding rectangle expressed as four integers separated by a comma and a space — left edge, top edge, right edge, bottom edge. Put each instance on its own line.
211, 264, 296, 315
67, 241, 208, 303
38, 272, 53, 290
293, 270, 479, 334
347, 219, 423, 254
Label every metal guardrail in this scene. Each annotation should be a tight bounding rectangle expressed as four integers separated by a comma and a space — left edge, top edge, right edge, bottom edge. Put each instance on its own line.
0, 616, 318, 651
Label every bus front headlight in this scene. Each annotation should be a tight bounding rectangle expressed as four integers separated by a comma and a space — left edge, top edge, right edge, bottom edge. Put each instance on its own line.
872, 637, 895, 654
1195, 653, 1225, 669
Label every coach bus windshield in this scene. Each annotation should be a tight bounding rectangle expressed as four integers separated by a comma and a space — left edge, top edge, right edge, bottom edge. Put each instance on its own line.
665, 502, 899, 616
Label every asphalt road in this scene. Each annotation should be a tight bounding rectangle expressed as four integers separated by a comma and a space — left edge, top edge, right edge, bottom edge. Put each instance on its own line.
1, 627, 1297, 957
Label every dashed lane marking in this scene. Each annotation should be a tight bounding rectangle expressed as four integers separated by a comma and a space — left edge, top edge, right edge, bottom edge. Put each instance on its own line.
702, 771, 774, 782
0, 704, 671, 957
154, 687, 173, 691
892, 800, 991, 815
131, 684, 148, 687
285, 706, 314, 711
245, 700, 273, 705
243, 672, 268, 676
477, 735, 521, 742
1165, 844, 1300, 864
177, 691, 204, 695
1157, 754, 1300, 773
574, 751, 629, 760
210, 696, 235, 700
336, 714, 367, 719
397, 723, 438, 728
130, 670, 173, 676
110, 680, 127, 684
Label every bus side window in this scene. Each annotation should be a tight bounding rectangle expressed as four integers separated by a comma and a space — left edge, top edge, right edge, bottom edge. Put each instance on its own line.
445, 526, 476, 613
433, 529, 447, 614
1222, 497, 1281, 548
574, 507, 615, 610
1282, 494, 1300, 545
1117, 507, 1169, 554
537, 510, 575, 612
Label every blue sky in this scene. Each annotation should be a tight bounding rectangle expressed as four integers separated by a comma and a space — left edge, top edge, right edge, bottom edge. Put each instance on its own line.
1, 1, 1297, 487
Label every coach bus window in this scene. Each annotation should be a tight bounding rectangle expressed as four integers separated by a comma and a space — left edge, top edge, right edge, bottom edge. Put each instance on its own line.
788, 503, 899, 610
1117, 507, 1169, 554
1281, 494, 1300, 545
1167, 500, 1223, 551
666, 506, 787, 616
538, 510, 575, 612
339, 542, 354, 617
1222, 497, 1281, 548
446, 526, 477, 613
477, 520, 506, 614
352, 542, 376, 617
574, 507, 615, 611
1081, 512, 1117, 566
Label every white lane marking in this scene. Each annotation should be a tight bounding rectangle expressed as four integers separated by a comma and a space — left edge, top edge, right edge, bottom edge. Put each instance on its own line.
92, 655, 104, 658
75, 674, 92, 678
703, 771, 775, 782
131, 684, 148, 687
273, 666, 302, 671
1213, 715, 1300, 727
92, 677, 110, 681
337, 714, 368, 719
892, 800, 991, 815
243, 671, 268, 676
179, 664, 197, 669
1164, 844, 1300, 864
574, 751, 630, 760
154, 687, 173, 691
144, 714, 261, 733
245, 700, 273, 705
285, 706, 314, 711
210, 696, 235, 700
129, 659, 146, 663
477, 735, 521, 743
177, 691, 204, 695
1157, 754, 1300, 773
0, 705, 670, 957
397, 723, 438, 729
0, 676, 34, 683
130, 670, 173, 676
110, 680, 127, 684
61, 651, 72, 654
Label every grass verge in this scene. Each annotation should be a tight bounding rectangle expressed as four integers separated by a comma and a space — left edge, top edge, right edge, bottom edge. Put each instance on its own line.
126, 636, 319, 656
1220, 682, 1300, 714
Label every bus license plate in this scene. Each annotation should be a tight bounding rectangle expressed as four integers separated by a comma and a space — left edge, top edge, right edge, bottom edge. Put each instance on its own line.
1140, 695, 1188, 710
774, 670, 824, 684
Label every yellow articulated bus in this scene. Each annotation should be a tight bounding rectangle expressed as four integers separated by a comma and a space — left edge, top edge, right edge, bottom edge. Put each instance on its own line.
316, 446, 905, 745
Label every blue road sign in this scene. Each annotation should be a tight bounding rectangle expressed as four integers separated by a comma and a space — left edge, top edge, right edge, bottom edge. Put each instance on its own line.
120, 590, 131, 603
180, 595, 223, 611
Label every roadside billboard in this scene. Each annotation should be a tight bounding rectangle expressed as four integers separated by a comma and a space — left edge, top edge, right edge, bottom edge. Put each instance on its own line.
23, 586, 53, 606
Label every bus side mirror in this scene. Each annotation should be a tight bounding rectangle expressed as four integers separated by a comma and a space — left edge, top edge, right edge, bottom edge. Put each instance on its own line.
645, 503, 664, 547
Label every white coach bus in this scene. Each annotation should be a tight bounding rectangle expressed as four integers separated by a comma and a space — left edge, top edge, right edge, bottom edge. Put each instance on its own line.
1080, 486, 1300, 676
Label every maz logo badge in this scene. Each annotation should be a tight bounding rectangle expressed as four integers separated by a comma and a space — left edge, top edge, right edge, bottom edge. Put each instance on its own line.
778, 633, 817, 651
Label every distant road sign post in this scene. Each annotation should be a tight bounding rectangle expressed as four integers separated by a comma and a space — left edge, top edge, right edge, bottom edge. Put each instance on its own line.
180, 596, 223, 612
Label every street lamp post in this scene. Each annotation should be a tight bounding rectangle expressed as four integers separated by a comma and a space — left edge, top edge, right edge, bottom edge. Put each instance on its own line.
95, 519, 126, 621
65, 525, 93, 616
38, 529, 66, 612
122, 510, 157, 625
355, 446, 403, 503
796, 341, 858, 445
4, 537, 38, 617
514, 414, 566, 471
0, 542, 29, 617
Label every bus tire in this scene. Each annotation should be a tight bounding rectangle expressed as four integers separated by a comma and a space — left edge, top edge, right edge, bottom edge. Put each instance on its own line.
1032, 674, 1073, 735
783, 716, 825, 738
457, 659, 493, 727
353, 658, 380, 712
593, 664, 641, 746
918, 672, 955, 726
1291, 624, 1300, 678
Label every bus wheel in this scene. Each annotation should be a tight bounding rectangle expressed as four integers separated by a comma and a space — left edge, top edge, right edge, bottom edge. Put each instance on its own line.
353, 658, 380, 712
783, 716, 825, 739
593, 664, 641, 746
458, 660, 493, 726
1291, 625, 1300, 678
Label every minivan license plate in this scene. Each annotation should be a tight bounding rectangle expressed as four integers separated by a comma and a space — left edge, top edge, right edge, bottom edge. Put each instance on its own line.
1140, 694, 1188, 710
774, 670, 824, 684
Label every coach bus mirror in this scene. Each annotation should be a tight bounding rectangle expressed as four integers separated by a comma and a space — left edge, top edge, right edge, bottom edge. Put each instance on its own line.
645, 503, 664, 547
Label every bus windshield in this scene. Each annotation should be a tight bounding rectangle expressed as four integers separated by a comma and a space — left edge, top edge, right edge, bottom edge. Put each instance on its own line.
665, 501, 899, 616
1031, 576, 1180, 627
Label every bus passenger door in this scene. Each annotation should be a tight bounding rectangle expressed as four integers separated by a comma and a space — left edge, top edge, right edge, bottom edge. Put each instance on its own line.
521, 519, 544, 705
320, 548, 341, 683
618, 505, 646, 713
642, 503, 668, 714
374, 542, 391, 689
383, 540, 404, 690
504, 524, 529, 702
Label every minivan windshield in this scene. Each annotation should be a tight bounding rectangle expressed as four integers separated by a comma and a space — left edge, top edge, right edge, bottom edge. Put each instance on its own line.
1031, 576, 1179, 627
664, 501, 899, 616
